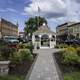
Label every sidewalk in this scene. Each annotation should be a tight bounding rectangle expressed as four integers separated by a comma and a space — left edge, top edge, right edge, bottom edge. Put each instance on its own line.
26, 49, 61, 80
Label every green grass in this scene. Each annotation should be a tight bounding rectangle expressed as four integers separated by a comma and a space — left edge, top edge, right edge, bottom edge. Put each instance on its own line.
0, 75, 25, 80
64, 72, 80, 80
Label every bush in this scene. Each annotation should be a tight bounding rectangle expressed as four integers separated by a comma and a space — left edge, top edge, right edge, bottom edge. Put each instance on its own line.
55, 44, 68, 49
11, 49, 33, 63
19, 49, 33, 60
18, 44, 26, 49
0, 75, 24, 80
76, 47, 80, 56
0, 45, 16, 60
62, 47, 80, 65
18, 43, 34, 50
64, 72, 80, 80
18, 43, 34, 54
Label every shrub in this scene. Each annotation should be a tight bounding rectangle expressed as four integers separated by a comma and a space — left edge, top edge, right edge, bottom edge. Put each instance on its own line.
64, 72, 80, 80
18, 43, 34, 50
55, 44, 68, 49
11, 49, 33, 63
18, 44, 26, 49
0, 75, 24, 80
76, 47, 80, 56
18, 49, 33, 60
18, 43, 34, 54
0, 45, 16, 60
62, 47, 80, 65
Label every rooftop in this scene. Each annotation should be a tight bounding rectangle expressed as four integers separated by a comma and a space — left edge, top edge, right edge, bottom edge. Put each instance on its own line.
57, 22, 80, 28
34, 24, 56, 35
0, 18, 18, 28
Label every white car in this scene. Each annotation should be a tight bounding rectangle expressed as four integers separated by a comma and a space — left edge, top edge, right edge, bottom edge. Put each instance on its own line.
3, 36, 19, 44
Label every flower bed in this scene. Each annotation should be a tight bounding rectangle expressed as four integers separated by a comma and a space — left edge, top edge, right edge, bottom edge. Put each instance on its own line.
54, 47, 80, 80
0, 42, 37, 80
9, 49, 36, 75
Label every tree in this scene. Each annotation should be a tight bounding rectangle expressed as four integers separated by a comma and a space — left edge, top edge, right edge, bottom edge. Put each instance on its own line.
35, 16, 47, 27
24, 16, 47, 37
24, 16, 47, 54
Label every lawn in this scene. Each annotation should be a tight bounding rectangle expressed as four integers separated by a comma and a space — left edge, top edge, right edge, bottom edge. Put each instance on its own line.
0, 75, 25, 80
64, 72, 80, 80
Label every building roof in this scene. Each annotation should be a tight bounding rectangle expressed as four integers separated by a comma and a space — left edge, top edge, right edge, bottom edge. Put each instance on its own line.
57, 23, 67, 27
1, 18, 18, 28
34, 24, 56, 35
57, 22, 80, 28
67, 22, 80, 27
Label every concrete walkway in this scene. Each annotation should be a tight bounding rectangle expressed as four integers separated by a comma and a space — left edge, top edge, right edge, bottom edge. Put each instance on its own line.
27, 49, 61, 80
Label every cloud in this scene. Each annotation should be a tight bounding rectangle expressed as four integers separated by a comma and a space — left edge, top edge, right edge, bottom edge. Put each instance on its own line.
6, 8, 17, 12
24, 0, 80, 21
47, 17, 68, 31
24, 0, 67, 18
23, 0, 80, 31
21, 12, 27, 16
75, 0, 80, 3
0, 8, 17, 13
0, 9, 6, 12
67, 0, 80, 22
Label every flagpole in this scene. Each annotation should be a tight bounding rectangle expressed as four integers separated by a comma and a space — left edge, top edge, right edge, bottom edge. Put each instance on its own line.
38, 6, 39, 27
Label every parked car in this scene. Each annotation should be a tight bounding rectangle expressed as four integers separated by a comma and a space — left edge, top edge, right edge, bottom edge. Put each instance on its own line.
65, 39, 73, 45
3, 36, 19, 44
72, 39, 80, 45
2, 36, 19, 49
65, 39, 80, 45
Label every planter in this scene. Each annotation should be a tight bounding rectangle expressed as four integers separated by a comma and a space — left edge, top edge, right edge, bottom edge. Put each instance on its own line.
0, 61, 10, 75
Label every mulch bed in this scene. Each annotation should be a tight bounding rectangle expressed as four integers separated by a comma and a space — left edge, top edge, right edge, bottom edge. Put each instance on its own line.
9, 54, 37, 76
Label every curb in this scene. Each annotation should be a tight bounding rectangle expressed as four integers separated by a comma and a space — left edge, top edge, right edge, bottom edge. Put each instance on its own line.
25, 53, 39, 80
52, 53, 63, 80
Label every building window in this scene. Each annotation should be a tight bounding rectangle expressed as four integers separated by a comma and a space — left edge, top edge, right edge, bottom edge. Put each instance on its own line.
69, 28, 73, 33
76, 33, 79, 39
74, 27, 79, 33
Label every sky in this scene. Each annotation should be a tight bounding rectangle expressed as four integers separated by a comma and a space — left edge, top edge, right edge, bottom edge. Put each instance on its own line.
0, 0, 80, 32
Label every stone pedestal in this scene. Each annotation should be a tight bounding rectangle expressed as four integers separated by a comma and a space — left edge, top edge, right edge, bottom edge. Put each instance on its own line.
0, 61, 10, 75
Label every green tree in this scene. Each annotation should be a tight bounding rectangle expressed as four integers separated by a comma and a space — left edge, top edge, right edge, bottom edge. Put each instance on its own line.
24, 16, 47, 54
24, 16, 47, 35
35, 16, 47, 27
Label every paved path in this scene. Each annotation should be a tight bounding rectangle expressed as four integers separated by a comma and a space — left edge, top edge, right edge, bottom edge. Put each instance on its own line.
27, 49, 61, 80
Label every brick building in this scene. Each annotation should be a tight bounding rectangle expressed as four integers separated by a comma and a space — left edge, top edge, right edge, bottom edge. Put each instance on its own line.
0, 18, 18, 37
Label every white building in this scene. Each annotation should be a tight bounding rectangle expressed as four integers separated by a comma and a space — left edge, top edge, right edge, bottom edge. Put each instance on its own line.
32, 23, 56, 49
